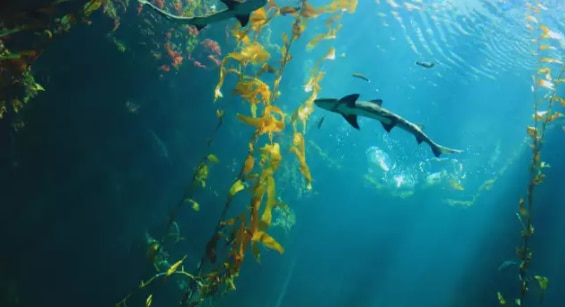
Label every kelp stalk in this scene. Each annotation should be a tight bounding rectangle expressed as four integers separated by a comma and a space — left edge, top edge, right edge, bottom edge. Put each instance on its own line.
497, 2, 562, 305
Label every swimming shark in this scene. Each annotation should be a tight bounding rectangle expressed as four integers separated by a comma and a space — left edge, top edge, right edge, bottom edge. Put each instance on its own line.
314, 94, 462, 157
137, 0, 266, 30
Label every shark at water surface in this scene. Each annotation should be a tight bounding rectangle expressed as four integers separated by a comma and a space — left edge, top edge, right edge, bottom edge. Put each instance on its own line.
138, 0, 266, 30
314, 94, 463, 157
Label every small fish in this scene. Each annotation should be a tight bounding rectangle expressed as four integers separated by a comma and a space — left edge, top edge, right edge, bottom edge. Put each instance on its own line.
416, 61, 435, 68
352, 72, 370, 82
280, 6, 300, 16
317, 116, 325, 129
125, 100, 140, 113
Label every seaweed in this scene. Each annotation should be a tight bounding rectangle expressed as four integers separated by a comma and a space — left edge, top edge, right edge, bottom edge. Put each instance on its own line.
497, 2, 563, 306
113, 0, 358, 306
0, 0, 129, 120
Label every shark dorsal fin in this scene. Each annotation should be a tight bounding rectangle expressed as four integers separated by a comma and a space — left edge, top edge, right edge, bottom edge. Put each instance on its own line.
339, 94, 359, 107
220, 0, 236, 10
381, 121, 394, 133
369, 99, 383, 106
417, 124, 424, 130
236, 14, 251, 27
342, 114, 360, 129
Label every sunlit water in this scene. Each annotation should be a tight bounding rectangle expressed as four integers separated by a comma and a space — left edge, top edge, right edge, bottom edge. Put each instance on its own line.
375, 0, 565, 81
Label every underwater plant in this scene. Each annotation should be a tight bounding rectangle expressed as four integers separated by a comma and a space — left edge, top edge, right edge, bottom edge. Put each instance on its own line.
0, 0, 128, 121
114, 0, 359, 306
497, 1, 563, 306
14, 1, 562, 306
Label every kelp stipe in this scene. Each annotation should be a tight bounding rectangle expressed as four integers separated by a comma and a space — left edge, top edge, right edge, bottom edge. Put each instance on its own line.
115, 0, 359, 305
496, 1, 563, 306
177, 1, 358, 306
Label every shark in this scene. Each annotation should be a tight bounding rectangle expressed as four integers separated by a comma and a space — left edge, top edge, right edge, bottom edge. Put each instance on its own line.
314, 94, 463, 157
137, 0, 266, 30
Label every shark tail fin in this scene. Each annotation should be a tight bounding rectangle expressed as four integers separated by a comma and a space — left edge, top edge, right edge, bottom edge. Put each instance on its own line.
431, 144, 463, 157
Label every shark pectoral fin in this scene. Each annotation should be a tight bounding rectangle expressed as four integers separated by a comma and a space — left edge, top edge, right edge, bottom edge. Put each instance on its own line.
415, 135, 424, 144
220, 0, 236, 10
194, 23, 206, 30
381, 121, 394, 132
431, 146, 442, 158
343, 114, 360, 129
235, 14, 251, 27
339, 94, 360, 107
369, 99, 383, 106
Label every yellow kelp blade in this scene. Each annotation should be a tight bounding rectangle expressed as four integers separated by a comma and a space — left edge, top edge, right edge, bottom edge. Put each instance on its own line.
229, 179, 246, 197
554, 96, 565, 107
166, 255, 187, 276
183, 198, 200, 211
243, 154, 255, 174
207, 154, 219, 163
252, 231, 284, 253
497, 291, 506, 305
518, 197, 528, 217
534, 275, 549, 292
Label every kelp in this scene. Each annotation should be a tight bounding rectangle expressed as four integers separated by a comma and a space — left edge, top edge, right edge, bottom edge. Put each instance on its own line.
177, 0, 357, 305
0, 0, 129, 119
497, 1, 561, 306
0, 0, 223, 123
0, 0, 349, 305
116, 104, 225, 307
286, 2, 354, 192
180, 8, 296, 304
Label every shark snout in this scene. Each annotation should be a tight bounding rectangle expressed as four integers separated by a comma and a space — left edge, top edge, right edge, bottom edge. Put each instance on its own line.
314, 98, 339, 111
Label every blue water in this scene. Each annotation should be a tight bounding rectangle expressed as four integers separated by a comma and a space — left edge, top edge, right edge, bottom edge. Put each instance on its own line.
1, 0, 564, 307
